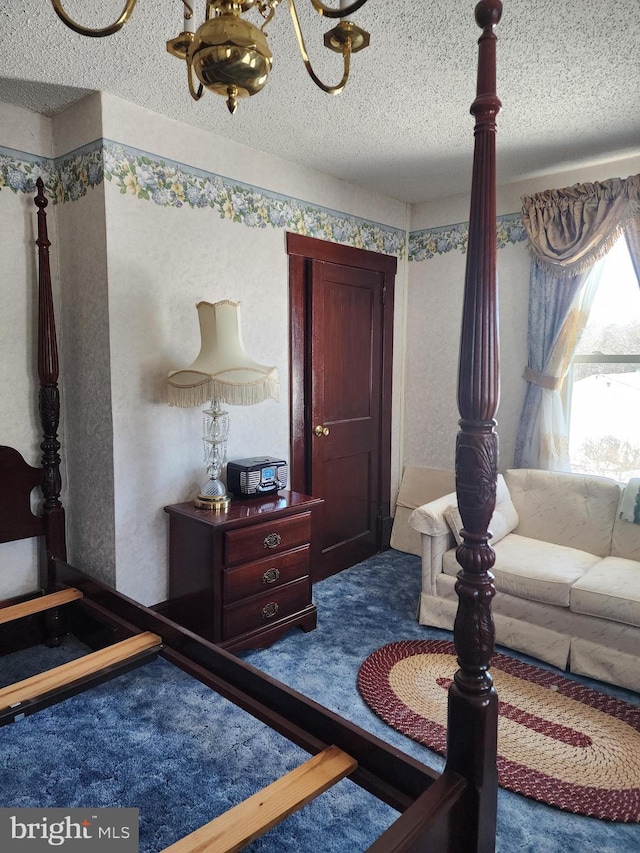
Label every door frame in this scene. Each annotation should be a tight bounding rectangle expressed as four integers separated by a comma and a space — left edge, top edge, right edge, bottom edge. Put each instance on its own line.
286, 232, 397, 549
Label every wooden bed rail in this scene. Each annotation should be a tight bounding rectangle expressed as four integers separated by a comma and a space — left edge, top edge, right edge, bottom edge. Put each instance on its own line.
51, 557, 470, 851
161, 746, 357, 853
53, 558, 446, 813
0, 588, 82, 624
365, 771, 468, 852
0, 632, 161, 717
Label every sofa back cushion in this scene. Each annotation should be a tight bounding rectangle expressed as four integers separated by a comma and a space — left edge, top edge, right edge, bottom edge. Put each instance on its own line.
611, 480, 640, 560
503, 469, 621, 557
443, 475, 519, 545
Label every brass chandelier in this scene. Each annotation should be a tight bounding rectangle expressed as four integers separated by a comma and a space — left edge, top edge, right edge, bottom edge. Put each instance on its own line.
51, 1, 371, 114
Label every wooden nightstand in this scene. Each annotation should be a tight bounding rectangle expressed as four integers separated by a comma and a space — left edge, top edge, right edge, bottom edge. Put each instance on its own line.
164, 491, 321, 652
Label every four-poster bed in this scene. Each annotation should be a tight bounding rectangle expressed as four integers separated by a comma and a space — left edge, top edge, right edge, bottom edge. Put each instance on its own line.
0, 2, 503, 849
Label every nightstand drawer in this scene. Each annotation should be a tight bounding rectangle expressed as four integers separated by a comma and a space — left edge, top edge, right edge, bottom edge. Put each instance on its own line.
224, 512, 312, 566
223, 545, 310, 604
222, 577, 311, 640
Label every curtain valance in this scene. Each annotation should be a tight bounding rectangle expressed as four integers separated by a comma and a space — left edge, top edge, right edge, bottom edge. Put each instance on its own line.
521, 174, 640, 277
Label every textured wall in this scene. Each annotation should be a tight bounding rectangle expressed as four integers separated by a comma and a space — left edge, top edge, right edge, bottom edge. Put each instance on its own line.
104, 190, 294, 602
57, 194, 116, 588
50, 95, 116, 587
404, 242, 530, 472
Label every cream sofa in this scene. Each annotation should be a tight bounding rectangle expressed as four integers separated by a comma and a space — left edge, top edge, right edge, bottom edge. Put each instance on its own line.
409, 468, 640, 693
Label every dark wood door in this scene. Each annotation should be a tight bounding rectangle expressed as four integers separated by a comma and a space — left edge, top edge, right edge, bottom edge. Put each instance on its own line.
287, 234, 396, 581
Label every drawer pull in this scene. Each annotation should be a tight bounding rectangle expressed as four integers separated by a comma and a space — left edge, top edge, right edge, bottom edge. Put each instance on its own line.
262, 568, 280, 584
262, 602, 279, 619
263, 532, 282, 549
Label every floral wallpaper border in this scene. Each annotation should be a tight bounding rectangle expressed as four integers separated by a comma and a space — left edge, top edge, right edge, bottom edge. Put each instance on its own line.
408, 213, 527, 261
0, 140, 526, 260
0, 140, 406, 258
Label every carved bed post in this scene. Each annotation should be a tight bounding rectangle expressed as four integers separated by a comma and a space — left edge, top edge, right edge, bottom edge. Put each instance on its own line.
35, 177, 67, 600
445, 2, 502, 850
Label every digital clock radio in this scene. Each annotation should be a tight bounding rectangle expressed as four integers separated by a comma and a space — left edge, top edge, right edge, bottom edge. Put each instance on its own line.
226, 456, 288, 498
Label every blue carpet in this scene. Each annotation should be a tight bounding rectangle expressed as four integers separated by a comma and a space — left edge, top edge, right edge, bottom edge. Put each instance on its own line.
1, 550, 639, 852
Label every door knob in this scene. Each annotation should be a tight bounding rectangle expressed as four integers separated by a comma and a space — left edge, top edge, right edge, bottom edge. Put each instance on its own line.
314, 424, 330, 437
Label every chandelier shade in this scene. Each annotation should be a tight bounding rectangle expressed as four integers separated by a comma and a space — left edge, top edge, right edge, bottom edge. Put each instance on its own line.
167, 299, 280, 408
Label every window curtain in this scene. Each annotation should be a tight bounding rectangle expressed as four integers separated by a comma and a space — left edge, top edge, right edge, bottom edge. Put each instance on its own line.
514, 174, 640, 471
625, 215, 640, 284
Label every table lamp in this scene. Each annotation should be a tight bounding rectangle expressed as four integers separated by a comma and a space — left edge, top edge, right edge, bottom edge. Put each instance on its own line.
168, 299, 279, 510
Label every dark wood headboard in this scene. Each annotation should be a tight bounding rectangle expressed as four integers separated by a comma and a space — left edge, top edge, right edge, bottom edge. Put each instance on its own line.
0, 447, 45, 544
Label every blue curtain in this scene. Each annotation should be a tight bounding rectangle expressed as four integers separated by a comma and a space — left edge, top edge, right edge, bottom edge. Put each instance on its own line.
514, 176, 640, 470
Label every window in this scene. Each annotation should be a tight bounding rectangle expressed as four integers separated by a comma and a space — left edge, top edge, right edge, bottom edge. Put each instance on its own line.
567, 236, 640, 482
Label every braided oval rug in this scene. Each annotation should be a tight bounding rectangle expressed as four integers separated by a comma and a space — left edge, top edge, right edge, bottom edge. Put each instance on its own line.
357, 639, 640, 822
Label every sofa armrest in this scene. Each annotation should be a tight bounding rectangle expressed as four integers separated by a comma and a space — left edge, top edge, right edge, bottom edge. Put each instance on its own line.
409, 492, 457, 595
408, 492, 456, 535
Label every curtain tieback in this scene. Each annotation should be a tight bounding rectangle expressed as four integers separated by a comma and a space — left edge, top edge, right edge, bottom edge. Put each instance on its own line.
523, 366, 563, 391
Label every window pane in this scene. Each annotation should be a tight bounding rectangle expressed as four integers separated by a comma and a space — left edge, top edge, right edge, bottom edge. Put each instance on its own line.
569, 237, 640, 481
569, 365, 640, 481
576, 237, 639, 356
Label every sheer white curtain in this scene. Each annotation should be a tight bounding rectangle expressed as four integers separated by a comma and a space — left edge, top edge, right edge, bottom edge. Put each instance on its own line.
515, 174, 640, 471
528, 261, 603, 470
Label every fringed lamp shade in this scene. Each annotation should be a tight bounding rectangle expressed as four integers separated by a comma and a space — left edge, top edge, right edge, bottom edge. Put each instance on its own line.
167, 300, 279, 408
168, 300, 279, 510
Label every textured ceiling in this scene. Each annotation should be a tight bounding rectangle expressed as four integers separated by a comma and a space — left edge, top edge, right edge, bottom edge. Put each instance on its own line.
1, 1, 639, 204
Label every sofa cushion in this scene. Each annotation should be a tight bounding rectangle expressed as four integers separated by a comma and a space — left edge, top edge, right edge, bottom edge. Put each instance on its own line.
443, 474, 519, 546
570, 556, 640, 628
503, 468, 621, 557
442, 533, 601, 607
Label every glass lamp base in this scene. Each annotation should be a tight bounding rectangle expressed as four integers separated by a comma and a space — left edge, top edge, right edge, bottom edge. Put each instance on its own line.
194, 475, 231, 511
